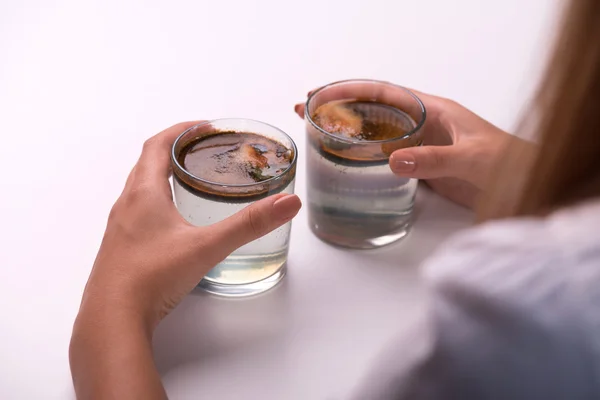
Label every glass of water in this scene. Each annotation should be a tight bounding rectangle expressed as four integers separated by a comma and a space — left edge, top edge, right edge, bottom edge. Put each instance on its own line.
305, 79, 426, 249
171, 119, 297, 297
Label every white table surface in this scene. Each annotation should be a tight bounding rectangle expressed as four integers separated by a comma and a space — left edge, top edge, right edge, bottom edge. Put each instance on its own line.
1, 1, 558, 398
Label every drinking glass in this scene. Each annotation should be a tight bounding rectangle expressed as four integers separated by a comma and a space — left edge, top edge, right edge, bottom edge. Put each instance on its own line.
171, 119, 297, 296
305, 79, 426, 249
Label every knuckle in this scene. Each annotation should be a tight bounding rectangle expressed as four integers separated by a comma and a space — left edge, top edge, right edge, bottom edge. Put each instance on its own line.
438, 96, 457, 108
106, 200, 136, 237
427, 147, 447, 169
173, 121, 194, 131
432, 151, 446, 169
126, 181, 155, 204
108, 201, 122, 221
167, 121, 201, 137
442, 97, 455, 106
245, 206, 267, 237
143, 136, 161, 150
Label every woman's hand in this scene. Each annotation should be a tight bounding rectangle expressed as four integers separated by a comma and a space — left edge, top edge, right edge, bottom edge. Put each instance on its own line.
70, 121, 302, 400
296, 88, 523, 209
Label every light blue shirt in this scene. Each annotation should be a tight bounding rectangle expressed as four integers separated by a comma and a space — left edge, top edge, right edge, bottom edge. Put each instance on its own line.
355, 200, 600, 399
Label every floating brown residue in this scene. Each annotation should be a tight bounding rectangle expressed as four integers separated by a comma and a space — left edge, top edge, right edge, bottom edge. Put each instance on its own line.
179, 131, 293, 185
310, 100, 421, 161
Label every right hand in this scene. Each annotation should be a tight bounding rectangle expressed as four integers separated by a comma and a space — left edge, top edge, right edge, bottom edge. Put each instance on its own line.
295, 89, 524, 209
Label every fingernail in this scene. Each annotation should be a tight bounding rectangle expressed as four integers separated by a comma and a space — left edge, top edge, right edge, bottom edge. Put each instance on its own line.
390, 155, 416, 173
273, 195, 301, 221
294, 104, 301, 116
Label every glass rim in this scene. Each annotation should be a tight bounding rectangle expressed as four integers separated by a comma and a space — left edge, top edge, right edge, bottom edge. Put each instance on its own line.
171, 118, 298, 188
305, 79, 427, 145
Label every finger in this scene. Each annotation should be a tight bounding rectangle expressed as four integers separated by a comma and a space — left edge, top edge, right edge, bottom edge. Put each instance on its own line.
123, 121, 203, 202
122, 164, 138, 193
294, 86, 322, 119
297, 83, 396, 119
297, 82, 431, 125
204, 193, 302, 261
135, 121, 203, 181
389, 145, 463, 180
294, 103, 305, 119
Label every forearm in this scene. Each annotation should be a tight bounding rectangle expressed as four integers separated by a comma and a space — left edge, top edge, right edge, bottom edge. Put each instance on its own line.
69, 308, 165, 400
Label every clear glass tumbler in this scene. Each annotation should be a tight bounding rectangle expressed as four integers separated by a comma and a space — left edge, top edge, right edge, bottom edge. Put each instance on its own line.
171, 119, 297, 297
305, 79, 426, 249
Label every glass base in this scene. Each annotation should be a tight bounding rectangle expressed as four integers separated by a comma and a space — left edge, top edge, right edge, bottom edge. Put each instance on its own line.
197, 265, 287, 297
310, 222, 411, 250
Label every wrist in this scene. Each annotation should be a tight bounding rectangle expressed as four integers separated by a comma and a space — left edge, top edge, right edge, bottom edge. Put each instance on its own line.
70, 300, 164, 400
78, 275, 162, 332
74, 293, 155, 341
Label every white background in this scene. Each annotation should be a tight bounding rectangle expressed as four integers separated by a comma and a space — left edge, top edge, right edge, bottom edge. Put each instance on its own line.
1, 1, 559, 399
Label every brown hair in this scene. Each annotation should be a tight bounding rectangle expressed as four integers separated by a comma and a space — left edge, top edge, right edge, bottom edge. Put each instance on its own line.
478, 0, 600, 221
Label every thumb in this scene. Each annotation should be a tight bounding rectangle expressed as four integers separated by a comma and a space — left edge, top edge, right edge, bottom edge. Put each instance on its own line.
389, 145, 463, 180
206, 194, 302, 259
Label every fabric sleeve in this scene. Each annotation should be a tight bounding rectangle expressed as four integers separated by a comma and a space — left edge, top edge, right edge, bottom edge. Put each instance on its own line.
351, 219, 595, 400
